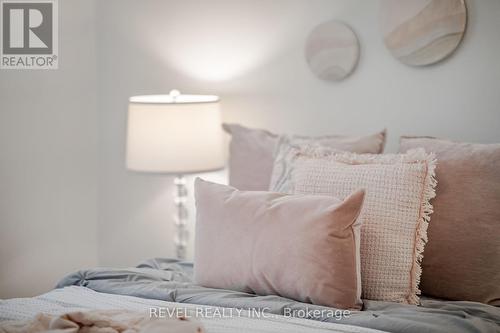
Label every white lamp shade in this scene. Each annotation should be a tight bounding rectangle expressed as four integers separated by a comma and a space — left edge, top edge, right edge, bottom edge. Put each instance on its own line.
126, 93, 225, 174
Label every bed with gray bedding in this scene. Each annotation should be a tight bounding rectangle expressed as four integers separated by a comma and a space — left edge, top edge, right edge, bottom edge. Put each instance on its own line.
2, 258, 499, 333
59, 258, 500, 333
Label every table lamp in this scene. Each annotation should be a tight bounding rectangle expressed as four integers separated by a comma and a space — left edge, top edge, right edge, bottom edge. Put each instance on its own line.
126, 90, 225, 259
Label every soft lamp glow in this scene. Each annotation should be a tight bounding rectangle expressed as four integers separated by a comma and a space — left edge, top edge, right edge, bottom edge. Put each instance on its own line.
145, 2, 304, 82
126, 91, 225, 174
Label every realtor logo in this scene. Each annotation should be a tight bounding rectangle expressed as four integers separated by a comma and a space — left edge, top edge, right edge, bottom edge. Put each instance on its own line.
1, 0, 58, 69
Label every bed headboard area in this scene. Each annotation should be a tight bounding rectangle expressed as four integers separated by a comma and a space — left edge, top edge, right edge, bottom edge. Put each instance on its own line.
2, 0, 500, 300
98, 0, 500, 265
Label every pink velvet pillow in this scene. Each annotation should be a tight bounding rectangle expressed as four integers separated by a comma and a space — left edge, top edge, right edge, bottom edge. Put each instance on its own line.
399, 137, 500, 305
194, 178, 365, 310
223, 123, 386, 191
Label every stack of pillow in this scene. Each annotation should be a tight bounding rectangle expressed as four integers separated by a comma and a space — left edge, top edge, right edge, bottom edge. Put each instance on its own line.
193, 124, 500, 310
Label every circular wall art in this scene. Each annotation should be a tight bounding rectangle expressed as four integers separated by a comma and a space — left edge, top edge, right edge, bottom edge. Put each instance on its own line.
305, 20, 360, 81
380, 0, 467, 66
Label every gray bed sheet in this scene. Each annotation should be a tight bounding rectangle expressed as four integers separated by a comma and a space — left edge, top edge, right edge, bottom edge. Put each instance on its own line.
56, 258, 500, 333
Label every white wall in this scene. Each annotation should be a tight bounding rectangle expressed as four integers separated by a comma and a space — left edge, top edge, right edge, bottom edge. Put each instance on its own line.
96, 0, 500, 267
2, 0, 500, 296
0, 0, 99, 297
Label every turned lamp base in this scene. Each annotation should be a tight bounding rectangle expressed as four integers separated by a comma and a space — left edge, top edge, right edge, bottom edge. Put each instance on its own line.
173, 175, 189, 259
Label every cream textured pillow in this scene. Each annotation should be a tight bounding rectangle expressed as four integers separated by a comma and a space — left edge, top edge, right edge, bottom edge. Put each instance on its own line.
194, 178, 366, 310
270, 147, 437, 304
223, 123, 386, 191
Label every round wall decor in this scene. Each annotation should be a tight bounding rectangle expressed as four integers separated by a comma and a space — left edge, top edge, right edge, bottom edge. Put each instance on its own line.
305, 20, 360, 81
380, 0, 467, 66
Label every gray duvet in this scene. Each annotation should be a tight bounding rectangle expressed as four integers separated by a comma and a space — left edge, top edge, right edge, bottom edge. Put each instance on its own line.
57, 258, 500, 333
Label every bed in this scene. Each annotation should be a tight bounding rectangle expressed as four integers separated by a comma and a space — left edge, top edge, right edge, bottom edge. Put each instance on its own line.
1, 258, 498, 333
2, 128, 499, 333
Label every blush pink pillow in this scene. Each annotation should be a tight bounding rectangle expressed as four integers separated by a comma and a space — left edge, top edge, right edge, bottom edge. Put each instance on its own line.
399, 137, 500, 305
223, 123, 386, 191
194, 178, 366, 310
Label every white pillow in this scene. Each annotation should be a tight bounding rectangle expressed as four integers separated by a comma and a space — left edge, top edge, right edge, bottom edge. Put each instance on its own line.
270, 145, 437, 304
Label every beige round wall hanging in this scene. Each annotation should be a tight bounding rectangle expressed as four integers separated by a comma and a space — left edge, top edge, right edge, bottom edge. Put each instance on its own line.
380, 0, 467, 66
305, 20, 360, 81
